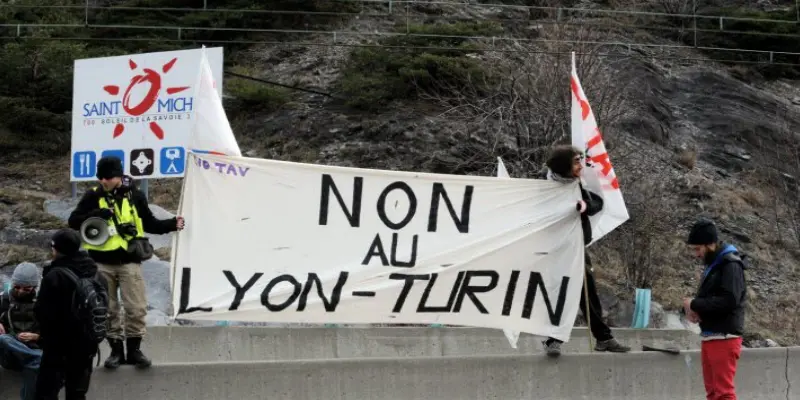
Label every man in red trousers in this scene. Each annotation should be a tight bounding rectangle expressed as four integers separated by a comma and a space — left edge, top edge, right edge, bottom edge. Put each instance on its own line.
684, 219, 748, 400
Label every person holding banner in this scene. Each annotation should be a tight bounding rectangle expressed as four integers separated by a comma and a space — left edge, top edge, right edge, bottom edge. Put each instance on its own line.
67, 156, 185, 369
540, 145, 631, 357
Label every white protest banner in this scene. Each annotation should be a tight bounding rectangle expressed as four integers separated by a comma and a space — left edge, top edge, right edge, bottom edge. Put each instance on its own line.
496, 156, 522, 348
187, 46, 242, 157
70, 47, 224, 181
171, 154, 587, 341
570, 52, 629, 244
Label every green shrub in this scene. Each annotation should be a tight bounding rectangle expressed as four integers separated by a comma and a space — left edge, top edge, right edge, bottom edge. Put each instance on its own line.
0, 97, 70, 155
683, 7, 800, 79
338, 21, 502, 109
87, 0, 359, 48
0, 38, 87, 155
225, 67, 290, 112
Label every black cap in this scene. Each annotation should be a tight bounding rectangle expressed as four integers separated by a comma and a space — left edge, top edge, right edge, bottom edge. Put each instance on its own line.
51, 228, 82, 256
96, 156, 124, 180
687, 219, 718, 245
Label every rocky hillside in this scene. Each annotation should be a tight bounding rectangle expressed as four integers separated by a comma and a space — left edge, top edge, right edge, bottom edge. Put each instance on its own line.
2, 0, 799, 346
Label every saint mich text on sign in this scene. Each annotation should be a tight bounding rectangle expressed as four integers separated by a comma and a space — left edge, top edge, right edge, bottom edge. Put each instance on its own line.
318, 174, 474, 268
171, 153, 587, 342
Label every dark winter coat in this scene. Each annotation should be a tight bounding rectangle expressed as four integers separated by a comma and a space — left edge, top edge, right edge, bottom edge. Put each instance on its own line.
34, 251, 107, 351
690, 243, 748, 336
579, 184, 603, 245
67, 175, 177, 265
0, 291, 40, 350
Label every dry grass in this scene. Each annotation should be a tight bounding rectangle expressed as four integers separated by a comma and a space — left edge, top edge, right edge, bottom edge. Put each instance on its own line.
676, 149, 697, 169
147, 179, 183, 213
712, 188, 754, 214
17, 203, 64, 230
0, 156, 71, 196
745, 291, 800, 345
0, 243, 50, 267
739, 188, 767, 208
0, 187, 64, 230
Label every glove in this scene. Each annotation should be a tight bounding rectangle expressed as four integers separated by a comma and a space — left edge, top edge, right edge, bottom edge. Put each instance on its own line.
90, 208, 115, 220
117, 223, 138, 237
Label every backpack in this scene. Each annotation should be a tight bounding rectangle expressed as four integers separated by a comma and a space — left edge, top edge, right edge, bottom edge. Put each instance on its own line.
57, 267, 109, 350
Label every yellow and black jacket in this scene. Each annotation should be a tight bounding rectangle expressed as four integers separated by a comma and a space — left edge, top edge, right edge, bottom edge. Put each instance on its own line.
67, 177, 177, 265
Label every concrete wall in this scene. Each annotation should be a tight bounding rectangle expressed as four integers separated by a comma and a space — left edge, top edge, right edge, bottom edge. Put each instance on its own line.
98, 326, 700, 362
1, 347, 796, 400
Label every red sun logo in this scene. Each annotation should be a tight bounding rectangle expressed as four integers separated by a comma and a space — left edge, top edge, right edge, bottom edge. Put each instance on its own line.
102, 57, 190, 140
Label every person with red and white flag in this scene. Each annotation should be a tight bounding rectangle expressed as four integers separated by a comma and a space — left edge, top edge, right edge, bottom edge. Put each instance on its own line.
495, 53, 632, 351
540, 52, 631, 356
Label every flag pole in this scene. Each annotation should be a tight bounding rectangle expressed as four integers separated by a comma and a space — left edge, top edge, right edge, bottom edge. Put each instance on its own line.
583, 253, 594, 352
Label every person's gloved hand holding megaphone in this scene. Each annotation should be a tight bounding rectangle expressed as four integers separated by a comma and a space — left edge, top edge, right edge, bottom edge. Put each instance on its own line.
89, 208, 115, 220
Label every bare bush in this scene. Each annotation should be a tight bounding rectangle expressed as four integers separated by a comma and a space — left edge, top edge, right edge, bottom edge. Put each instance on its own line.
658, 0, 693, 15
610, 166, 679, 289
416, 25, 635, 177
582, 139, 689, 291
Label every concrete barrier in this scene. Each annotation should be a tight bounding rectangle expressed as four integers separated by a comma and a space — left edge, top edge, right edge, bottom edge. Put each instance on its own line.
1, 347, 795, 400
95, 326, 700, 362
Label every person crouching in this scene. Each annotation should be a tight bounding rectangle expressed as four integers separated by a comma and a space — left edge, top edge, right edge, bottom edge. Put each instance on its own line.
0, 262, 42, 400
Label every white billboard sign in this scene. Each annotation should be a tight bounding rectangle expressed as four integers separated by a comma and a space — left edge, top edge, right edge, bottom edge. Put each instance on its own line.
69, 47, 224, 181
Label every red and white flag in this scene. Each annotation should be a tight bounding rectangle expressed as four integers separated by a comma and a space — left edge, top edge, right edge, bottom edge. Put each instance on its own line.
570, 52, 629, 245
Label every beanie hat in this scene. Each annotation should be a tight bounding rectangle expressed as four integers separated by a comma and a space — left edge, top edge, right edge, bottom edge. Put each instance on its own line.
11, 262, 41, 287
51, 228, 82, 256
96, 156, 124, 180
687, 219, 719, 245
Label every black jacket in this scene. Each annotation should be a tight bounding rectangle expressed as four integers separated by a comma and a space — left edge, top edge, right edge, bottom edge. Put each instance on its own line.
690, 243, 748, 336
579, 184, 603, 245
0, 291, 40, 350
67, 176, 177, 265
34, 251, 107, 351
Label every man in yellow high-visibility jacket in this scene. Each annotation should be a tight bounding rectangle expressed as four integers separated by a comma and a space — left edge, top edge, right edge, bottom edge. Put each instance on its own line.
67, 156, 184, 370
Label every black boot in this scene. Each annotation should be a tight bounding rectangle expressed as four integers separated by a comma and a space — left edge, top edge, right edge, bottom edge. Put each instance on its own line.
104, 338, 125, 369
125, 337, 152, 369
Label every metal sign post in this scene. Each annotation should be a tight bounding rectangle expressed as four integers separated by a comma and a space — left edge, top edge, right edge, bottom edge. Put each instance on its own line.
139, 179, 149, 201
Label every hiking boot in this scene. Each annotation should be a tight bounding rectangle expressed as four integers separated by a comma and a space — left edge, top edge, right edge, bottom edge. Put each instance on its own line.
125, 337, 152, 369
103, 338, 125, 369
542, 340, 562, 357
595, 338, 631, 353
